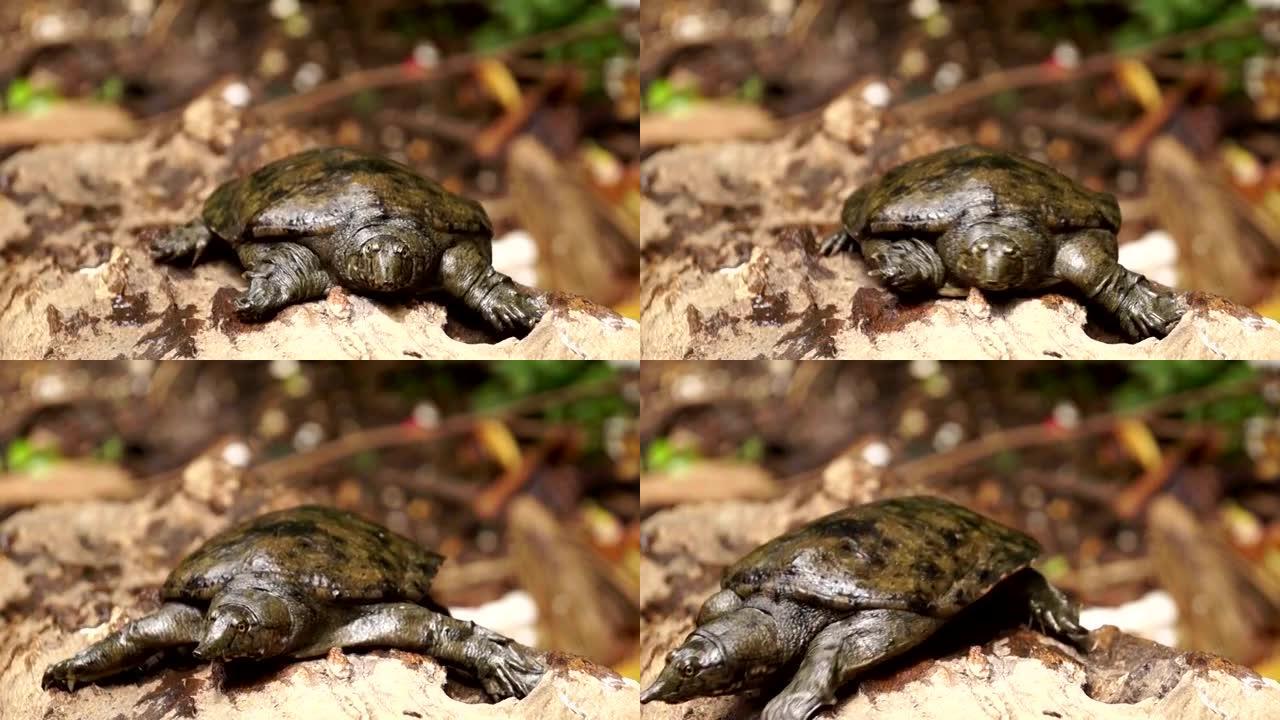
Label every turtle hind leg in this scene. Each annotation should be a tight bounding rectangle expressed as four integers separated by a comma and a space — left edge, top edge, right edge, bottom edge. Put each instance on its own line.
150, 221, 215, 266
233, 241, 333, 321
760, 609, 943, 720
42, 602, 203, 690
1054, 229, 1185, 340
860, 237, 946, 295
439, 242, 546, 336
294, 602, 546, 700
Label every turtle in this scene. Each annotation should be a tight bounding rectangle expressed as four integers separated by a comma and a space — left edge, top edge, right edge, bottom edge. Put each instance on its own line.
820, 145, 1184, 341
640, 495, 1090, 720
42, 505, 547, 700
149, 147, 546, 335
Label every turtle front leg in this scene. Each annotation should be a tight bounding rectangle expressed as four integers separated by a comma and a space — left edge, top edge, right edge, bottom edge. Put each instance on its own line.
761, 609, 943, 720
233, 241, 333, 321
1054, 229, 1184, 340
1013, 569, 1091, 651
860, 238, 947, 295
439, 242, 546, 336
42, 603, 204, 691
150, 221, 214, 266
819, 229, 857, 256
295, 602, 546, 700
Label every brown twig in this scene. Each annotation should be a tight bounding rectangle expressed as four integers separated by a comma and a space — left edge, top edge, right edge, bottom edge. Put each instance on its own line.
892, 374, 1265, 484
250, 15, 624, 121
890, 15, 1261, 122
472, 72, 568, 159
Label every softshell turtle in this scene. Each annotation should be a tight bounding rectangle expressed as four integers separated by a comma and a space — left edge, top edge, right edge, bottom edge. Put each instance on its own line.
821, 145, 1184, 340
641, 495, 1089, 720
150, 147, 545, 335
42, 506, 546, 699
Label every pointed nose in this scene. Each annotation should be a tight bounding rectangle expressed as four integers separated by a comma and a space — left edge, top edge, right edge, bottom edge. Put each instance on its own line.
194, 611, 239, 660
640, 672, 675, 703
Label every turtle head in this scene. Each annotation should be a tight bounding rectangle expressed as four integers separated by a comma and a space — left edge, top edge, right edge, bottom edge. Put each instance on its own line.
641, 608, 780, 704
939, 216, 1045, 291
346, 225, 426, 292
641, 633, 735, 703
196, 583, 301, 661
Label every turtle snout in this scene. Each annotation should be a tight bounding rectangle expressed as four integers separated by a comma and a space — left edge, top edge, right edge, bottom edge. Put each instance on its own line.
969, 236, 1022, 290
360, 237, 417, 290
196, 606, 252, 660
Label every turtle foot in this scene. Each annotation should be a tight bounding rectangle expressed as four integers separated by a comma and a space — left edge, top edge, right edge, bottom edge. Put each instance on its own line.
468, 629, 546, 699
761, 690, 825, 720
1115, 280, 1184, 340
863, 238, 945, 294
477, 285, 546, 336
233, 267, 294, 321
820, 230, 855, 256
150, 222, 212, 266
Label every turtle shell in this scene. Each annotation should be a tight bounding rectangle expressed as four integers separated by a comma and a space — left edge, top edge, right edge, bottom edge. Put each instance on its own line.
722, 495, 1040, 617
841, 145, 1120, 239
162, 505, 443, 604
200, 147, 492, 244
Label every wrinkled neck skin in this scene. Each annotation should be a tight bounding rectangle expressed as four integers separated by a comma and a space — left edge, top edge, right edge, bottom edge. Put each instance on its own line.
197, 574, 314, 661
936, 214, 1055, 292
642, 595, 839, 704
324, 219, 434, 294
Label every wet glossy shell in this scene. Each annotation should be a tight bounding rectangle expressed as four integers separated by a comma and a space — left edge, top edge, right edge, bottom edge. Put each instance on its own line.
841, 145, 1120, 238
201, 147, 492, 244
723, 496, 1040, 617
162, 506, 443, 603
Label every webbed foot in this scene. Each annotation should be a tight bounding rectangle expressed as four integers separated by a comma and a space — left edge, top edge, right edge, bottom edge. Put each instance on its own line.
150, 221, 213, 266
233, 269, 295, 321
1024, 579, 1091, 652
468, 627, 546, 699
1113, 280, 1184, 340
232, 242, 332, 322
477, 285, 547, 336
761, 689, 825, 720
861, 237, 946, 294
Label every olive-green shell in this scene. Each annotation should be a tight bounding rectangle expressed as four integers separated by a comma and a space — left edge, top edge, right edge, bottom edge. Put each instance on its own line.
200, 147, 493, 243
723, 495, 1040, 617
162, 506, 443, 603
842, 145, 1120, 238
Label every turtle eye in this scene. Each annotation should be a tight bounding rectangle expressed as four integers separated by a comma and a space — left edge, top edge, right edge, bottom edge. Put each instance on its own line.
678, 659, 697, 677
976, 241, 990, 252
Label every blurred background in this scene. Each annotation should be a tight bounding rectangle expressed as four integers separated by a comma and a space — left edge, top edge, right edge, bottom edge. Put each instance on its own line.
0, 0, 640, 314
640, 1, 1280, 320
640, 360, 1280, 679
0, 360, 640, 678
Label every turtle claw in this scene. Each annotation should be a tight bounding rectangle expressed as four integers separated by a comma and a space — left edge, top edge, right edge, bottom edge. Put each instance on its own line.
820, 230, 854, 256
150, 222, 212, 266
863, 238, 945, 294
479, 289, 545, 336
470, 633, 546, 699
1115, 282, 1184, 340
232, 276, 289, 321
